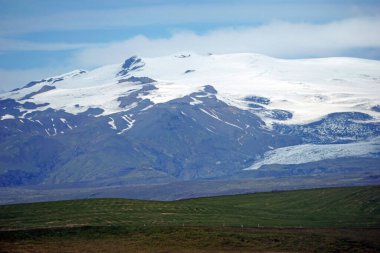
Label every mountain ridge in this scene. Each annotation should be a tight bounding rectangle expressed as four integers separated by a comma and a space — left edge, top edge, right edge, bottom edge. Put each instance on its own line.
0, 52, 379, 203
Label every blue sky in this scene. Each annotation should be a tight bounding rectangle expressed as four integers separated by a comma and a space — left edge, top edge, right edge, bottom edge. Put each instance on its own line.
1, 0, 380, 91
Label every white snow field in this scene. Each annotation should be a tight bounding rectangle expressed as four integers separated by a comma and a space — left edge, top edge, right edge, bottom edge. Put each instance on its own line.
1, 52, 380, 125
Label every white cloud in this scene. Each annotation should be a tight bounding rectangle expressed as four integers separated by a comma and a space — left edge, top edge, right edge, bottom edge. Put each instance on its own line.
1, 2, 379, 35
0, 38, 100, 52
73, 16, 380, 67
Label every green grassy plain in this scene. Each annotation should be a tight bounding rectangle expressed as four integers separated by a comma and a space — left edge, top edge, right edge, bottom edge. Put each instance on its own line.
0, 186, 379, 252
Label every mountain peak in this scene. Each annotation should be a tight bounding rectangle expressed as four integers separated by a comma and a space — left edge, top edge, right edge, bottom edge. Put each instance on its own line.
118, 56, 145, 76
121, 56, 140, 69
203, 85, 217, 94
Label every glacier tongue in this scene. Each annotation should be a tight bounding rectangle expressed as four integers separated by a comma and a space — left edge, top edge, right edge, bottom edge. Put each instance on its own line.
245, 137, 380, 170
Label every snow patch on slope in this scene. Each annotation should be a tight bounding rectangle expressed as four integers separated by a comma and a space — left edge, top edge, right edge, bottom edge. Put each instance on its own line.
200, 108, 243, 130
118, 115, 135, 134
108, 117, 117, 130
0, 114, 15, 120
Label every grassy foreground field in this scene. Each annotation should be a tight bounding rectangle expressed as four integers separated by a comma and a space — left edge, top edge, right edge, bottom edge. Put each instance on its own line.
0, 186, 379, 252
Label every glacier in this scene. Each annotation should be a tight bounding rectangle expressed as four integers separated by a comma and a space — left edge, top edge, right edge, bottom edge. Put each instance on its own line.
246, 137, 380, 170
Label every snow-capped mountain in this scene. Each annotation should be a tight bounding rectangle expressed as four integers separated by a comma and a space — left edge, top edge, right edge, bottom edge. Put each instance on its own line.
4, 52, 380, 124
1, 52, 379, 203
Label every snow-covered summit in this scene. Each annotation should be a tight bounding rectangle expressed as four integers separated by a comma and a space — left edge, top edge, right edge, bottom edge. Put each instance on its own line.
1, 52, 380, 125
